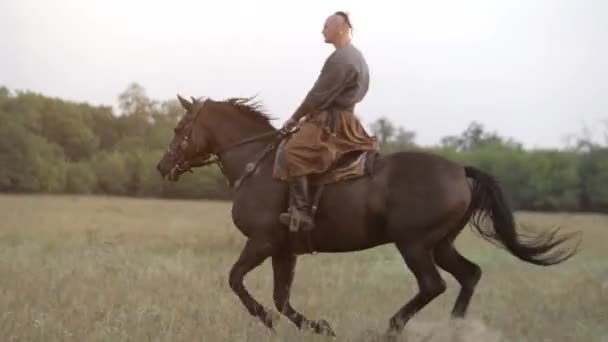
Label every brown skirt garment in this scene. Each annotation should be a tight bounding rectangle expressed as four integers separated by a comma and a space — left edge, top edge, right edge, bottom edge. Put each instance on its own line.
273, 110, 378, 180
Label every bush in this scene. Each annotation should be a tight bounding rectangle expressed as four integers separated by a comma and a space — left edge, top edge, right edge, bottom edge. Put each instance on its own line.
65, 162, 97, 194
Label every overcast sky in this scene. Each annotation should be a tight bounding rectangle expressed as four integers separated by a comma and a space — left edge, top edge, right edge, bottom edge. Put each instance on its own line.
2, 0, 607, 148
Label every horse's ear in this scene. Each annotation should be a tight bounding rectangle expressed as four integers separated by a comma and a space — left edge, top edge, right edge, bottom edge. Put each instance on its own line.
177, 94, 193, 111
190, 96, 198, 104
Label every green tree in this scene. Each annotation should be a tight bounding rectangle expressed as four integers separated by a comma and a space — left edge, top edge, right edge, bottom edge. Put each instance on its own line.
0, 120, 66, 192
578, 148, 608, 212
117, 83, 157, 141
37, 102, 99, 161
65, 161, 97, 194
441, 121, 520, 152
3, 84, 604, 213
369, 117, 417, 153
82, 105, 121, 151
525, 150, 580, 211
92, 151, 130, 195
370, 117, 395, 145
0, 86, 9, 101
145, 99, 183, 150
126, 149, 166, 197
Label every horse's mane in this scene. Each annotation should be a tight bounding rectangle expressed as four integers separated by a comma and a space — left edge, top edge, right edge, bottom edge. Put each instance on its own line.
176, 95, 277, 132
217, 96, 276, 129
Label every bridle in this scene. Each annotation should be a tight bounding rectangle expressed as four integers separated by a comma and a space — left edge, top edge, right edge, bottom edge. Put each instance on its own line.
170, 105, 292, 189
175, 129, 285, 173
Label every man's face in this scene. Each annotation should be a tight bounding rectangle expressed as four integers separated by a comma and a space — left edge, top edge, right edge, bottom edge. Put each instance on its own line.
322, 15, 341, 44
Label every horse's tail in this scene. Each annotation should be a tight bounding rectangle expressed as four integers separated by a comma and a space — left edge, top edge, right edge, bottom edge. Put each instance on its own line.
464, 166, 580, 266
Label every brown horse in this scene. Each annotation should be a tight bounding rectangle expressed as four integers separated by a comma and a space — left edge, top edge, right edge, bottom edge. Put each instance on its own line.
156, 95, 579, 339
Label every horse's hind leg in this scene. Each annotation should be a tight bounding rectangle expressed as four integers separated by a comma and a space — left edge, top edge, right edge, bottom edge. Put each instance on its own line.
434, 238, 482, 318
387, 242, 447, 336
271, 254, 336, 336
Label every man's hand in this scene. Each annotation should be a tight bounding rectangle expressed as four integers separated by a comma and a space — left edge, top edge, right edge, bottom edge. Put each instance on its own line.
281, 117, 298, 132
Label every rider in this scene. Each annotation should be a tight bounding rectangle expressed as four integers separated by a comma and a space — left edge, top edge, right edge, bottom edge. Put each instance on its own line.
276, 11, 378, 231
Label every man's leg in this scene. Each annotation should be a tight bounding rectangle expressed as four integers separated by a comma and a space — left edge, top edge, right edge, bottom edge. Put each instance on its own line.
278, 114, 333, 231
279, 175, 314, 231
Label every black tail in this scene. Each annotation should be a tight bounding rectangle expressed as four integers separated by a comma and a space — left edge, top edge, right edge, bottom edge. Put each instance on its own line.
465, 166, 580, 266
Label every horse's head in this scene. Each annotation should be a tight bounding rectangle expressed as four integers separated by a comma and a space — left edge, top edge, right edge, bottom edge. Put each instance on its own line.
157, 94, 277, 182
156, 95, 214, 181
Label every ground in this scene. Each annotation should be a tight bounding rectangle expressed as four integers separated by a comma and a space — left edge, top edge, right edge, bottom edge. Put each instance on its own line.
0, 194, 606, 342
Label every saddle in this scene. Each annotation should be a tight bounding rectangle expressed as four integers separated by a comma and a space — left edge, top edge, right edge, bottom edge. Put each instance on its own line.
273, 138, 380, 187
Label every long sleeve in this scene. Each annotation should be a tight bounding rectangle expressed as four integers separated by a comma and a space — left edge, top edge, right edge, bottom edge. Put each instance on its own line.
290, 60, 356, 121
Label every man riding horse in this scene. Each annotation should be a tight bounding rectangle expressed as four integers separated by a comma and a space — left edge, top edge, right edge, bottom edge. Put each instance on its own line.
155, 11, 580, 338
276, 11, 378, 231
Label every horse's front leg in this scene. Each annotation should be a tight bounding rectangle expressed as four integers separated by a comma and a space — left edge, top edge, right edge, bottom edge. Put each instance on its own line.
229, 238, 277, 329
272, 253, 336, 336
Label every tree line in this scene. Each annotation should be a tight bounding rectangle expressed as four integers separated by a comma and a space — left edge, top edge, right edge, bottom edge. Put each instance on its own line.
1, 84, 607, 212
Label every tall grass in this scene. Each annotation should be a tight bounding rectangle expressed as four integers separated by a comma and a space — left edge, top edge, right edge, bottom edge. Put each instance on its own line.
0, 195, 605, 341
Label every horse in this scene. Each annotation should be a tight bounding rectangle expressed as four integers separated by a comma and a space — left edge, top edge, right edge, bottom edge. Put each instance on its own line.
156, 95, 580, 339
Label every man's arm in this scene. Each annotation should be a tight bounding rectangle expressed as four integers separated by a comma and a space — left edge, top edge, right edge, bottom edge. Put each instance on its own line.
289, 61, 355, 122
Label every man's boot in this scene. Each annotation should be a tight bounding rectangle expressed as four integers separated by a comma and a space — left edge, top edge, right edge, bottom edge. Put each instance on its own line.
279, 175, 315, 231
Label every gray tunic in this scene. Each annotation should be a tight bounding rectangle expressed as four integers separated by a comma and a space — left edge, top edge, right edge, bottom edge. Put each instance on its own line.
292, 44, 369, 120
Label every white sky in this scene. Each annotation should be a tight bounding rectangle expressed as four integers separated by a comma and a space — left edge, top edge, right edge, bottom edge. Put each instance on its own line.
2, 0, 607, 148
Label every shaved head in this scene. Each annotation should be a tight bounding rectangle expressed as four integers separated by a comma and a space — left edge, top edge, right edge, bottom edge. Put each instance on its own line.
332, 11, 353, 29
327, 14, 347, 28
322, 11, 352, 47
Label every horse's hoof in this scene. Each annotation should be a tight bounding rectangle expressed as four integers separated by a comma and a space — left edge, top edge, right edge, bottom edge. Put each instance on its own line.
262, 310, 280, 329
382, 330, 399, 342
311, 319, 336, 337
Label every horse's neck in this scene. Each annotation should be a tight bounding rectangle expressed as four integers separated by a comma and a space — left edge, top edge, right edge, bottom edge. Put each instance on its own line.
213, 120, 275, 187
218, 140, 270, 186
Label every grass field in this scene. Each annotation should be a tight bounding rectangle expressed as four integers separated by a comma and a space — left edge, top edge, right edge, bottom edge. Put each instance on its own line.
0, 194, 606, 342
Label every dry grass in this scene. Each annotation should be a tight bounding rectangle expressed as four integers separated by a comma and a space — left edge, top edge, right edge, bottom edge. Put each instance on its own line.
0, 194, 606, 342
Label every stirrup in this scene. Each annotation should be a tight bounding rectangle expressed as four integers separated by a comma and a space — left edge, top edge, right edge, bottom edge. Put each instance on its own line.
279, 208, 314, 232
